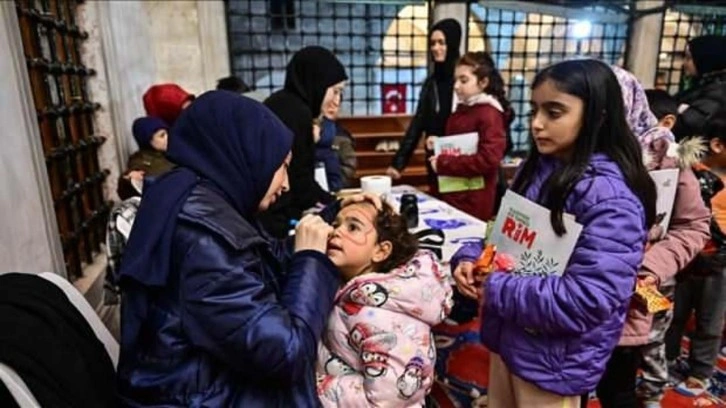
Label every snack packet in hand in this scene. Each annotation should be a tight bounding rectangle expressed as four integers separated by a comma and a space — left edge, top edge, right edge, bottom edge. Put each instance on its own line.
473, 244, 516, 278
494, 252, 516, 273
634, 280, 672, 314
474, 244, 497, 275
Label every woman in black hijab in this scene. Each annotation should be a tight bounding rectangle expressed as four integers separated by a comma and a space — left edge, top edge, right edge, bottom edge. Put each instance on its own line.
673, 35, 726, 141
387, 18, 462, 189
261, 46, 349, 238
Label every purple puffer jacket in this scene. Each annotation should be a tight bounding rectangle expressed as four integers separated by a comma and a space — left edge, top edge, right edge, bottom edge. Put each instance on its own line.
453, 153, 647, 396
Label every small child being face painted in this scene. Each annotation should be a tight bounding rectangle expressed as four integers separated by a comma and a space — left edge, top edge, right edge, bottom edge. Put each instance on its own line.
328, 202, 390, 281
327, 201, 418, 281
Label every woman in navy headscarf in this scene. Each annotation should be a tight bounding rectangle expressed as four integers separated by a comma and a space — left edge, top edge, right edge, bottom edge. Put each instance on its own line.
117, 91, 341, 407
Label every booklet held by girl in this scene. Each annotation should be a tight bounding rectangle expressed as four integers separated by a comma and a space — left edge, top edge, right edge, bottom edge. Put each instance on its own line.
433, 132, 484, 193
649, 168, 679, 241
487, 190, 583, 277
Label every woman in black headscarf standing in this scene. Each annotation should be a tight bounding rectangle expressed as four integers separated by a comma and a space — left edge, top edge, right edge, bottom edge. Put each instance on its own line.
261, 46, 349, 238
387, 18, 462, 191
673, 35, 726, 141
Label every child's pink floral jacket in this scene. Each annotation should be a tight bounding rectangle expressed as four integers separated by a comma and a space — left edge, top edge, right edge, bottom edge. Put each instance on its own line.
316, 250, 453, 407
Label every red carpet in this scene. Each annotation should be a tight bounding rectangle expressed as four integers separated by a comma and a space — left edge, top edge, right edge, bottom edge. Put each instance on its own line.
585, 391, 724, 407
432, 314, 726, 407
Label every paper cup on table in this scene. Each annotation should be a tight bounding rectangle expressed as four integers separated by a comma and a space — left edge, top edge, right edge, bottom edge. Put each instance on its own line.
360, 175, 392, 200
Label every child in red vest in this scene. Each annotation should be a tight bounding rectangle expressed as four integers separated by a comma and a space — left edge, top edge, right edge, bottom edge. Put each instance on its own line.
429, 52, 512, 221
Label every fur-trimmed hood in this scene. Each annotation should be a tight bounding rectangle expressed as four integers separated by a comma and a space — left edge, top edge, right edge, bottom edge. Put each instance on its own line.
643, 137, 705, 171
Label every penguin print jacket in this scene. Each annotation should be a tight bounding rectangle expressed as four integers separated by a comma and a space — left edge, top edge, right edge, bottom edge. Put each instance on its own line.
316, 250, 453, 407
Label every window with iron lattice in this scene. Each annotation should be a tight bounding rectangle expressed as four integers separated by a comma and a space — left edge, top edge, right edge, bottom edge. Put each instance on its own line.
14, 0, 111, 279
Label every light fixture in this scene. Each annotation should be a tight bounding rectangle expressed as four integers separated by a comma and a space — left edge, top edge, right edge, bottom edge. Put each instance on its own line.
572, 20, 592, 39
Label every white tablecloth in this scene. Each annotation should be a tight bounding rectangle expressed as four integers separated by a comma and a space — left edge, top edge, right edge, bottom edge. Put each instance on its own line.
387, 185, 488, 265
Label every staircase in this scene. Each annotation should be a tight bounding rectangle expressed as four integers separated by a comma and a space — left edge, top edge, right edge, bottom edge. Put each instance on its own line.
337, 114, 430, 191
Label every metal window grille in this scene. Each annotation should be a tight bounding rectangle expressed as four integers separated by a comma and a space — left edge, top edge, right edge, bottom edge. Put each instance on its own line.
227, 0, 630, 152
656, 4, 726, 95
270, 0, 296, 30
468, 1, 630, 153
14, 0, 110, 279
226, 0, 431, 116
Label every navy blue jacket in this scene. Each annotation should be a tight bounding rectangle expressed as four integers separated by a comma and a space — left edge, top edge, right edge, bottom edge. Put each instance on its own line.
118, 183, 340, 407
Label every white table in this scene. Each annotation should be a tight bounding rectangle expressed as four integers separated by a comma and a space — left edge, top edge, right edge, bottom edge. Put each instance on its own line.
387, 185, 488, 266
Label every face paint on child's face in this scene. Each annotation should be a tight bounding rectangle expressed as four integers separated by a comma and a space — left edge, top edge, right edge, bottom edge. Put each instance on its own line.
335, 207, 375, 246
328, 203, 381, 281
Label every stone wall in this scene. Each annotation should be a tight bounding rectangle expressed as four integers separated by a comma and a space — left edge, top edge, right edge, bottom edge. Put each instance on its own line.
86, 0, 229, 177
0, 2, 65, 274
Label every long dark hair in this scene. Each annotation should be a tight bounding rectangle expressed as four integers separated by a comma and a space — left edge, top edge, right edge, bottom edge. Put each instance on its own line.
512, 59, 657, 235
457, 51, 515, 152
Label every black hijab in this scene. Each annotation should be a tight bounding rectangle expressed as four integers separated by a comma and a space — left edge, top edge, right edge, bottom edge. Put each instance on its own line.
283, 46, 348, 117
689, 35, 726, 78
429, 19, 461, 135
431, 19, 462, 81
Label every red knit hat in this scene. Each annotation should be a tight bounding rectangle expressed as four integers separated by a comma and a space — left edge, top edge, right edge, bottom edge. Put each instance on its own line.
142, 84, 194, 125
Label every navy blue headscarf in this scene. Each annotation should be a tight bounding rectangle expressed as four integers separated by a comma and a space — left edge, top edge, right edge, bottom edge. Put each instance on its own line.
132, 116, 167, 150
119, 91, 293, 288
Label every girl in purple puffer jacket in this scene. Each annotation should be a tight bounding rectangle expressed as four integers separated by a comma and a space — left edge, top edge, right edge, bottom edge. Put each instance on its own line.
452, 59, 657, 407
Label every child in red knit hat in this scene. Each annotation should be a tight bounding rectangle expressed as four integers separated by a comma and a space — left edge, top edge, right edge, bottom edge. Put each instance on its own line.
142, 83, 194, 125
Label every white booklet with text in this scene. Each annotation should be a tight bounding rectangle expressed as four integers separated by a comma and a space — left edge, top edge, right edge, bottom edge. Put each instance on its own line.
488, 190, 583, 276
